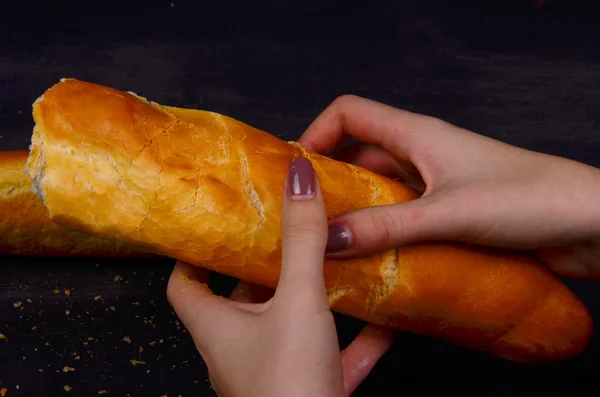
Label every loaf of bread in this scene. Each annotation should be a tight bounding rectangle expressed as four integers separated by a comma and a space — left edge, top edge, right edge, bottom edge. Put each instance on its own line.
0, 149, 151, 257
26, 78, 593, 363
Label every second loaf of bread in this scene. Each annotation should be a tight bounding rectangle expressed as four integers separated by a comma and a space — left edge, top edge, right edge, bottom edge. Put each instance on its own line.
26, 78, 593, 363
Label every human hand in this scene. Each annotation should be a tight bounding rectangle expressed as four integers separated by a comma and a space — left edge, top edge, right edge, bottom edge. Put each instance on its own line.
167, 157, 391, 397
299, 95, 600, 279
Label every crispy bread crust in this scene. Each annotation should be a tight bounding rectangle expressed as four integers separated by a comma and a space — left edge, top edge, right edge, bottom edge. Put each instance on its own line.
26, 78, 593, 362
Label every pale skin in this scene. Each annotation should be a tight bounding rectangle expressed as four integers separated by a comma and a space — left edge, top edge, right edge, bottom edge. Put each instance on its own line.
167, 95, 600, 396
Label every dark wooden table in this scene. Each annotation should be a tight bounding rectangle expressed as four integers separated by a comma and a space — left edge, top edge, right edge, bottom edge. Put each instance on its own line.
1, 0, 600, 395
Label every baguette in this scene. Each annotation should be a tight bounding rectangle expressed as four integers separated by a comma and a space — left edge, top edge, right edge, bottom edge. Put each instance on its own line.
0, 149, 151, 257
26, 78, 593, 363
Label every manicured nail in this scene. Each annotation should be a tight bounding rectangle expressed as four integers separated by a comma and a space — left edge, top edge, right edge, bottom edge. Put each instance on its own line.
326, 224, 353, 253
287, 157, 316, 200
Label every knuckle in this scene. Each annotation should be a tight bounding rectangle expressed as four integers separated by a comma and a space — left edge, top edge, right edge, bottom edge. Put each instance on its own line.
368, 209, 405, 248
332, 94, 360, 109
282, 213, 325, 246
282, 222, 322, 243
283, 206, 325, 233
350, 357, 370, 374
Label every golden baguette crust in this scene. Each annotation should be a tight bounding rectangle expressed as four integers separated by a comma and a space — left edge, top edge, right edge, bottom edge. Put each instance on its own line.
0, 150, 151, 257
27, 78, 593, 363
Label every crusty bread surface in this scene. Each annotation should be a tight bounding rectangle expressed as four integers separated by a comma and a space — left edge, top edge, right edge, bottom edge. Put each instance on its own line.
26, 78, 593, 363
0, 149, 151, 257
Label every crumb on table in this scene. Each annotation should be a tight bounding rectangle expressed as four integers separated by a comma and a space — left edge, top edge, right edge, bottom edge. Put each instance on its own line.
130, 359, 146, 366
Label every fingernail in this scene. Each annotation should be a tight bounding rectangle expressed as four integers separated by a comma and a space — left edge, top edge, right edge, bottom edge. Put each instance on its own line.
287, 157, 316, 200
326, 224, 353, 253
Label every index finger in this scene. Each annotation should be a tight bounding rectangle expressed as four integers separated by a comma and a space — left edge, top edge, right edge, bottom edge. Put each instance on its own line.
298, 94, 443, 164
166, 261, 233, 349
341, 324, 394, 395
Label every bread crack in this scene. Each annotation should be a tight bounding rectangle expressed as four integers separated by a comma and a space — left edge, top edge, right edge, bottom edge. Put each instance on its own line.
238, 149, 265, 232
214, 114, 228, 130
327, 286, 356, 306
176, 171, 200, 213
366, 249, 400, 314
133, 136, 165, 233
370, 176, 380, 203
104, 153, 124, 190
131, 119, 181, 165
134, 191, 159, 232
174, 129, 204, 213
0, 181, 28, 197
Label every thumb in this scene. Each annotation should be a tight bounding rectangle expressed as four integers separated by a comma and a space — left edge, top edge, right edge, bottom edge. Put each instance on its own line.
324, 194, 464, 258
274, 157, 329, 306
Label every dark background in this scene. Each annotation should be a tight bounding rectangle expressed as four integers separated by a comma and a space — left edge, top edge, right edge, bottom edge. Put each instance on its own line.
1, 0, 600, 395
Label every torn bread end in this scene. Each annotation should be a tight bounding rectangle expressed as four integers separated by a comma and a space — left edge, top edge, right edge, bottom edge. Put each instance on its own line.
25, 125, 47, 205
32, 93, 45, 107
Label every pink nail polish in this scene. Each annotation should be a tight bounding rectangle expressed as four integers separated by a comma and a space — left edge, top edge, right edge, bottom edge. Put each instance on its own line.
326, 224, 352, 253
287, 157, 316, 200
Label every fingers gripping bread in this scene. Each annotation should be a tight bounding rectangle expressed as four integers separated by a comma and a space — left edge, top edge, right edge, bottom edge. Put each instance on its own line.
0, 150, 151, 257
26, 79, 593, 363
